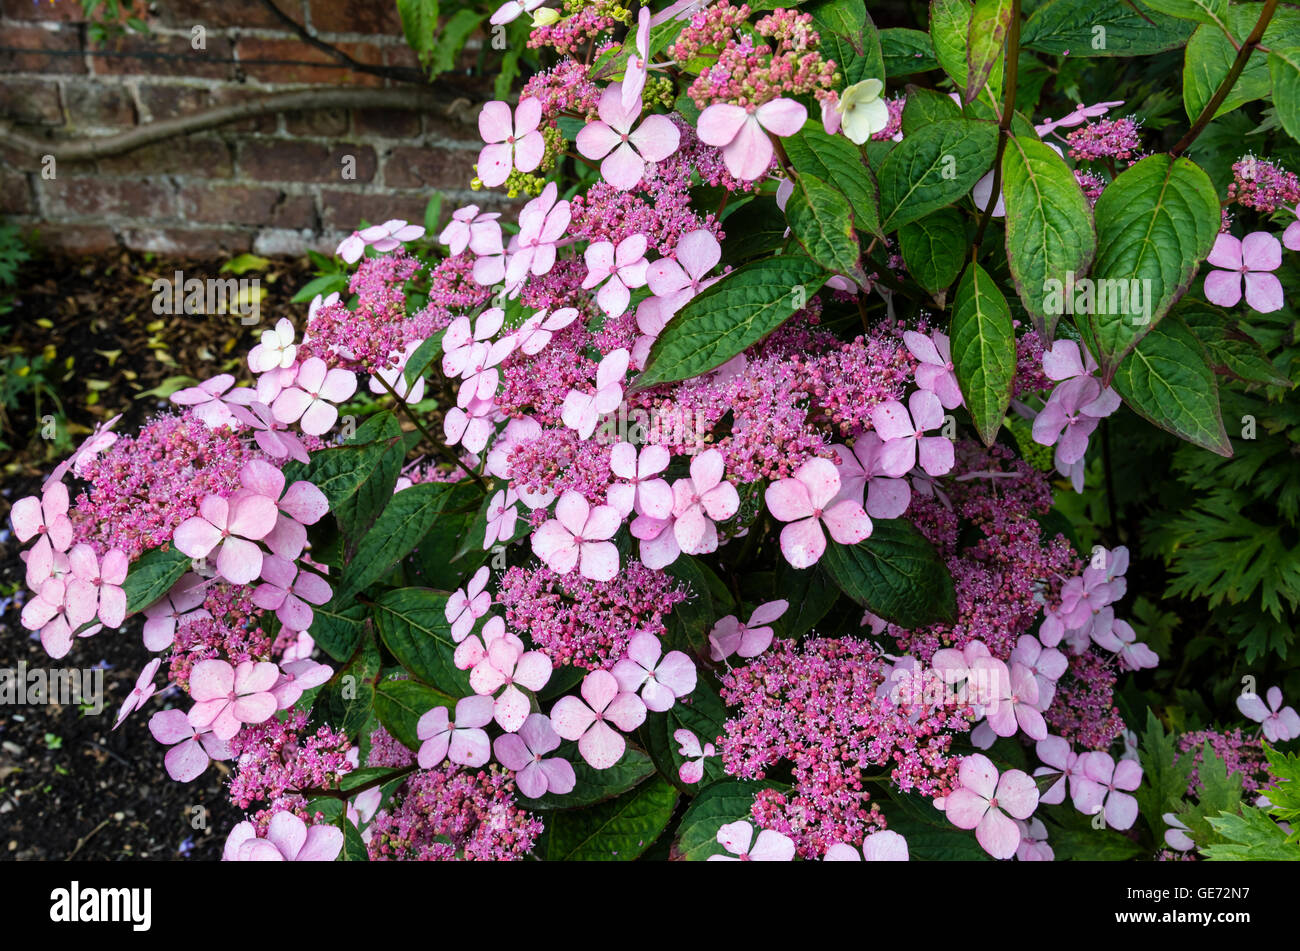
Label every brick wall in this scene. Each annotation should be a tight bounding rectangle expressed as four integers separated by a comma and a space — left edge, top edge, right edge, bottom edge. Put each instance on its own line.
0, 0, 489, 256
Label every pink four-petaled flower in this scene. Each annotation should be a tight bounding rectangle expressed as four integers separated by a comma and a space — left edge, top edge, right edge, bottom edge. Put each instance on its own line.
765, 457, 872, 568
550, 669, 647, 769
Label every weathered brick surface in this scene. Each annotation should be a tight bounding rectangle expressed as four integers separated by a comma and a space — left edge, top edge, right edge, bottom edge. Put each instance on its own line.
239, 140, 378, 184
0, 79, 62, 124
318, 188, 429, 231
62, 82, 137, 128
96, 138, 234, 178
383, 146, 472, 191
42, 177, 176, 219
177, 184, 316, 228
90, 33, 236, 80
0, 0, 475, 255
0, 25, 86, 74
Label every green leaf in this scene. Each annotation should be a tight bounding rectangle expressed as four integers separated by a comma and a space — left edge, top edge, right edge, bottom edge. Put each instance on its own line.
333, 481, 466, 603
312, 638, 380, 742
290, 272, 348, 304
632, 256, 828, 390
1022, 0, 1194, 56
880, 27, 940, 76
403, 332, 444, 387
339, 766, 408, 792
1085, 153, 1220, 377
1269, 48, 1300, 144
965, 0, 1013, 104
1109, 316, 1232, 456
1001, 135, 1097, 338
341, 818, 369, 861
878, 118, 999, 230
308, 601, 367, 662
951, 263, 1017, 446
898, 207, 966, 299
786, 173, 865, 282
122, 546, 190, 615
371, 587, 472, 697
783, 128, 883, 238
809, 0, 885, 87
526, 744, 657, 810
1183, 26, 1271, 121
1135, 708, 1197, 827
281, 412, 399, 511
882, 788, 992, 859
426, 9, 484, 76
395, 0, 439, 64
902, 86, 963, 135
674, 779, 783, 860
819, 519, 958, 628
372, 678, 458, 751
1139, 0, 1229, 28
1179, 302, 1292, 386
661, 554, 734, 655
542, 775, 678, 861
717, 198, 788, 264
930, 0, 974, 89
773, 559, 841, 636
1203, 806, 1300, 859
1181, 6, 1300, 121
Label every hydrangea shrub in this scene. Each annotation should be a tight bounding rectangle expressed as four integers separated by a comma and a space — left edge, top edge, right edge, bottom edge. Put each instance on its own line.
15, 0, 1300, 861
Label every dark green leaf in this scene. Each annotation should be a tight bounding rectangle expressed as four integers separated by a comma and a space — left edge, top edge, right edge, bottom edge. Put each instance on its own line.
898, 207, 966, 299
372, 678, 458, 751
783, 128, 884, 237
542, 775, 678, 861
1108, 315, 1232, 456
1001, 134, 1097, 338
1022, 0, 1195, 56
878, 118, 999, 230
372, 586, 472, 697
951, 262, 1017, 446
632, 256, 828, 390
1085, 153, 1220, 377
819, 519, 958, 627
122, 546, 190, 615
786, 173, 865, 282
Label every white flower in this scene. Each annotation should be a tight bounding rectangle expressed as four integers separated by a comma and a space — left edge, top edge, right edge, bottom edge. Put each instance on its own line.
837, 79, 890, 144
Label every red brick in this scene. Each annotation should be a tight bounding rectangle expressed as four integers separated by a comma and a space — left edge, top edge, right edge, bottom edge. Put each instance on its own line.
0, 169, 33, 214
1, 0, 87, 21
423, 113, 482, 146
41, 177, 175, 218
307, 0, 401, 35
235, 37, 382, 86
383, 43, 419, 71
30, 223, 120, 255
239, 140, 376, 183
62, 82, 137, 128
153, 0, 298, 30
135, 85, 276, 133
382, 145, 473, 190
90, 33, 235, 80
0, 78, 62, 124
177, 183, 316, 228
318, 188, 428, 232
352, 108, 419, 139
0, 25, 85, 74
283, 108, 349, 137
96, 138, 233, 177
118, 225, 253, 256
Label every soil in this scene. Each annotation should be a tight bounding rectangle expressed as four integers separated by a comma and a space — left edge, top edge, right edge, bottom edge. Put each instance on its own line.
0, 250, 316, 860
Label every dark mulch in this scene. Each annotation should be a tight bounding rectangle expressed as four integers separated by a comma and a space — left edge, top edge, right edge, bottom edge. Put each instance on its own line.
0, 249, 315, 860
